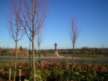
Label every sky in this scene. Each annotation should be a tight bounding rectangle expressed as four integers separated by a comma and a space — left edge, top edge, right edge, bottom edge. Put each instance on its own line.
0, 0, 108, 49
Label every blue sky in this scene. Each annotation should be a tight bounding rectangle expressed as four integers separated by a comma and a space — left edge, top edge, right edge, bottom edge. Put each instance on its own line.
0, 0, 108, 49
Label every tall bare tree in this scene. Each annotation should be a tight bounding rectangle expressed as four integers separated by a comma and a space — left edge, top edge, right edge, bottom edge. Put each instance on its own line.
21, 0, 48, 81
71, 17, 78, 49
9, 0, 23, 81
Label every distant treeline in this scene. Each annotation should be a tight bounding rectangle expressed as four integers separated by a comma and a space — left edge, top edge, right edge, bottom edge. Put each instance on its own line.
0, 48, 108, 56
59, 48, 108, 56
40, 48, 108, 56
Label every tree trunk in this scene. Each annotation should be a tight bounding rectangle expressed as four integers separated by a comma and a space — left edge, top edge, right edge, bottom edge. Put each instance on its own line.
32, 0, 36, 80
19, 69, 22, 81
73, 43, 75, 49
32, 35, 36, 81
9, 67, 12, 81
14, 41, 18, 81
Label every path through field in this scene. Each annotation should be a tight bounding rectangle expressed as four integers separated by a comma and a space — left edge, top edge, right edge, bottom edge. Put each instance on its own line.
0, 56, 108, 64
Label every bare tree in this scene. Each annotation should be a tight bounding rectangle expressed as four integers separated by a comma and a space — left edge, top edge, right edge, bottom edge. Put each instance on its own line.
21, 0, 48, 81
9, 0, 23, 81
71, 17, 78, 49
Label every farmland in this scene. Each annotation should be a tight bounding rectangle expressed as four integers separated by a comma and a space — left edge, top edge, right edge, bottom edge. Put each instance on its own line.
0, 48, 108, 81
